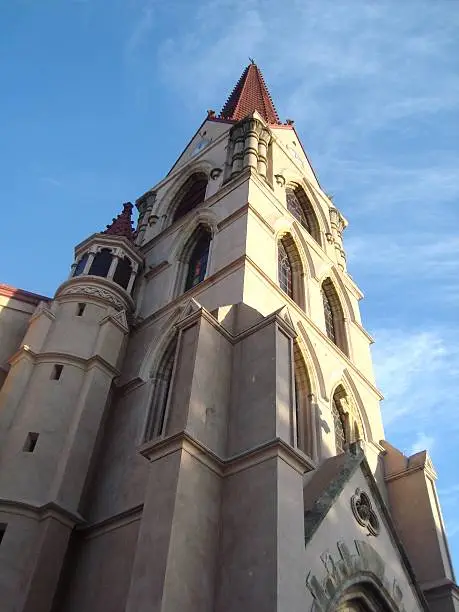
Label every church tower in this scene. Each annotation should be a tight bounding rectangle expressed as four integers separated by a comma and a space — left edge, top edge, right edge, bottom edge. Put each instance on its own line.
0, 63, 457, 612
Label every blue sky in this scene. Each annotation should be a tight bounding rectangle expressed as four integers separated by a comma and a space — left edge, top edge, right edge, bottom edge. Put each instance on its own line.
1, 0, 459, 574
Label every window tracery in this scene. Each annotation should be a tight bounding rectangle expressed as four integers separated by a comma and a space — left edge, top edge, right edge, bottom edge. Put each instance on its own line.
278, 240, 293, 298
285, 186, 320, 244
321, 278, 347, 355
332, 397, 347, 453
184, 229, 211, 291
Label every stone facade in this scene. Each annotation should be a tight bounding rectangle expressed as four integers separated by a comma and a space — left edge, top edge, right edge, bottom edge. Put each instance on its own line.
0, 64, 457, 612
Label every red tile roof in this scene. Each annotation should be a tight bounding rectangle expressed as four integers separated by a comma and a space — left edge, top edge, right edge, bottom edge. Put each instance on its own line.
103, 202, 135, 242
220, 62, 281, 125
0, 284, 50, 305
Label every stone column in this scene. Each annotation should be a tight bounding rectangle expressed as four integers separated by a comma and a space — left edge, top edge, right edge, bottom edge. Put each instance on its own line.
82, 251, 96, 275
243, 117, 262, 170
257, 126, 271, 178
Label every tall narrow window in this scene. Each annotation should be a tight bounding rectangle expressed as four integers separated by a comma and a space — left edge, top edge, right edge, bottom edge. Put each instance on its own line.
51, 364, 63, 381
278, 240, 293, 298
73, 253, 89, 277
172, 174, 208, 223
88, 248, 112, 278
332, 398, 347, 453
184, 229, 211, 291
285, 186, 320, 244
322, 289, 336, 343
321, 278, 347, 354
0, 524, 6, 546
113, 256, 132, 290
294, 343, 314, 457
23, 432, 39, 453
286, 188, 310, 233
146, 339, 177, 440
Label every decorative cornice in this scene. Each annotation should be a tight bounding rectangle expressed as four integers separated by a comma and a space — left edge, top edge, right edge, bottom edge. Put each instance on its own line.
0, 498, 84, 528
8, 345, 120, 377
55, 276, 135, 312
0, 283, 50, 306
139, 431, 315, 476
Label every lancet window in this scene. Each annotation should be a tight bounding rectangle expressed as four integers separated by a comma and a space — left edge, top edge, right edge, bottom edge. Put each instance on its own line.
321, 278, 347, 355
285, 186, 320, 244
278, 240, 293, 298
184, 228, 211, 291
172, 173, 208, 223
332, 397, 347, 454
294, 343, 315, 458
277, 234, 305, 308
146, 337, 177, 440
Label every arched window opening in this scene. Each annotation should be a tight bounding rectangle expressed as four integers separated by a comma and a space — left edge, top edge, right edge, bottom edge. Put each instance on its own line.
321, 278, 347, 355
146, 338, 177, 440
278, 239, 293, 298
172, 174, 208, 223
88, 248, 112, 278
73, 253, 89, 277
332, 396, 347, 454
113, 256, 132, 290
294, 343, 314, 458
277, 234, 305, 308
322, 289, 336, 343
184, 228, 211, 291
286, 186, 320, 244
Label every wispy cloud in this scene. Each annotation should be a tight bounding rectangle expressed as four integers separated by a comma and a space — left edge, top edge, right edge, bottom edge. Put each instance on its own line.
409, 432, 435, 456
40, 177, 62, 187
124, 0, 156, 61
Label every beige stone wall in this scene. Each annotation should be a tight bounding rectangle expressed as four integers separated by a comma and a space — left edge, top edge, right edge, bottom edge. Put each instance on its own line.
0, 287, 47, 389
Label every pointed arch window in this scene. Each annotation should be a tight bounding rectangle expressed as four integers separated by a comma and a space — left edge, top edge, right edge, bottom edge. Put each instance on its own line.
278, 240, 293, 298
332, 396, 347, 454
146, 337, 177, 440
321, 278, 348, 355
285, 186, 320, 244
172, 173, 208, 223
277, 235, 305, 308
184, 228, 211, 291
294, 343, 315, 458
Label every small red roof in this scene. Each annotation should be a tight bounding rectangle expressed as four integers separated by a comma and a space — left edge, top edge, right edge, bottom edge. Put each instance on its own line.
103, 202, 135, 242
220, 62, 281, 125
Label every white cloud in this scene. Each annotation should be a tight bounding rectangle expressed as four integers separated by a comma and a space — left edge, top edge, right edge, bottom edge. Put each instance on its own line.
409, 432, 435, 456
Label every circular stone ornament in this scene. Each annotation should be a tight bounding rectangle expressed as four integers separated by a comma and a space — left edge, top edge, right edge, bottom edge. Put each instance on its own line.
351, 488, 380, 536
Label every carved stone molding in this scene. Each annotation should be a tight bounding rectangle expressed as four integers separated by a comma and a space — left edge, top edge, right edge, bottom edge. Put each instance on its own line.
275, 173, 286, 187
210, 167, 222, 180
351, 488, 380, 536
306, 540, 406, 612
58, 284, 124, 310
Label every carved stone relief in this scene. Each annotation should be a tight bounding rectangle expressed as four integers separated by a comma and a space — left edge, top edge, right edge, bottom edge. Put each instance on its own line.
306, 540, 406, 612
351, 488, 380, 536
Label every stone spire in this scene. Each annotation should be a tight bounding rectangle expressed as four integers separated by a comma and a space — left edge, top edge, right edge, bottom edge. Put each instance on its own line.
103, 202, 135, 242
220, 62, 281, 124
